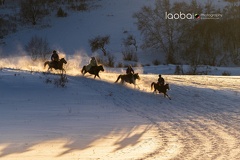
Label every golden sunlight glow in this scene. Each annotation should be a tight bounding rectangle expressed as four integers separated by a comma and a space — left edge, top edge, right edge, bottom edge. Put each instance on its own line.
0, 125, 165, 160
0, 52, 88, 76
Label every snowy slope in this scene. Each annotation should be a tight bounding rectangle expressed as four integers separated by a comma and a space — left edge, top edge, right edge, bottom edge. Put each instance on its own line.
0, 0, 240, 159
1, 0, 153, 55
0, 0, 234, 66
0, 68, 239, 160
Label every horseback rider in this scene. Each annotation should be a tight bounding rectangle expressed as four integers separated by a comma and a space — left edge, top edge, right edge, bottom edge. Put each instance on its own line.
51, 50, 59, 66
157, 74, 165, 87
86, 56, 98, 72
126, 65, 134, 75
126, 65, 134, 83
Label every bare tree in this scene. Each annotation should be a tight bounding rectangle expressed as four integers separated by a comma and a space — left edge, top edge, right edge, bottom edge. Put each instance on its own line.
222, 1, 240, 65
25, 35, 51, 61
0, 0, 5, 5
123, 34, 137, 51
20, 0, 49, 25
0, 17, 17, 39
134, 0, 239, 66
89, 35, 110, 56
133, 0, 198, 64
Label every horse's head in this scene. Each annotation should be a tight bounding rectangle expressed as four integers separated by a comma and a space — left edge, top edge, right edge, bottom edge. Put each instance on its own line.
99, 65, 104, 71
134, 73, 140, 80
60, 58, 67, 64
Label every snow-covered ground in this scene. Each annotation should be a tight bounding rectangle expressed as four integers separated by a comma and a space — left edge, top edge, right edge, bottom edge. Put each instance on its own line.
0, 0, 240, 159
0, 64, 240, 159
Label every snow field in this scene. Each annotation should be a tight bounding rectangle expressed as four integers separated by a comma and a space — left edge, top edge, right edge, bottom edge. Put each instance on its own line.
0, 67, 239, 159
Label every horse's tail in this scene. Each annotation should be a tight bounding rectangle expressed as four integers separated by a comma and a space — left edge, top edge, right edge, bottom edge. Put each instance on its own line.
151, 82, 155, 90
44, 61, 49, 68
81, 66, 86, 74
115, 75, 121, 83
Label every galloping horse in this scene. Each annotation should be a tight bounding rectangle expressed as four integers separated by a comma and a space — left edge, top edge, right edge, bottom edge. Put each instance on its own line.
81, 65, 104, 79
44, 58, 67, 74
115, 73, 140, 87
151, 83, 171, 100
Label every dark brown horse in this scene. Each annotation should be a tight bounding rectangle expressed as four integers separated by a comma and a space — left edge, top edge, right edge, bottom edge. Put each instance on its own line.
115, 73, 140, 87
44, 58, 67, 74
151, 83, 171, 100
81, 65, 104, 79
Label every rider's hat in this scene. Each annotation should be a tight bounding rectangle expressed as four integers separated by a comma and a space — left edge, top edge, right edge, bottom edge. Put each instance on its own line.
159, 74, 162, 77
53, 50, 57, 54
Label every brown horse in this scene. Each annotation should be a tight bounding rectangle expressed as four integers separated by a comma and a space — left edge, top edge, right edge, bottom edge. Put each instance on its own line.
151, 83, 171, 100
44, 58, 67, 74
115, 73, 140, 87
81, 65, 104, 79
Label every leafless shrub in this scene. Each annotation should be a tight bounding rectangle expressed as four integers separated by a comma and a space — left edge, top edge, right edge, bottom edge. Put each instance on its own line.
122, 48, 138, 62
96, 53, 115, 67
20, 0, 49, 25
174, 65, 184, 75
222, 71, 231, 76
116, 62, 124, 68
89, 35, 110, 56
152, 59, 161, 66
0, 17, 17, 39
122, 34, 137, 51
57, 7, 68, 17
25, 35, 51, 61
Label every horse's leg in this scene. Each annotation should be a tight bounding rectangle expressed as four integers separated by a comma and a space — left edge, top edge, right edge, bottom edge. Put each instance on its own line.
164, 93, 171, 100
63, 69, 66, 74
115, 75, 121, 83
60, 70, 67, 81
166, 94, 171, 100
153, 88, 157, 94
136, 84, 140, 89
133, 83, 136, 89
81, 67, 86, 75
48, 64, 53, 72
121, 79, 124, 84
96, 73, 100, 79
133, 81, 140, 89
153, 85, 157, 94
61, 69, 66, 76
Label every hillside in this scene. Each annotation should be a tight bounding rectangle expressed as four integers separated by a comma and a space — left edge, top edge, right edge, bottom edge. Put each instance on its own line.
0, 68, 240, 159
1, 0, 238, 67
1, 0, 151, 55
0, 0, 240, 159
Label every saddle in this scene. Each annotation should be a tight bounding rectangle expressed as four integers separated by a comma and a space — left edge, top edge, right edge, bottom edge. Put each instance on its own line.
127, 73, 134, 83
156, 82, 164, 89
89, 65, 99, 72
51, 60, 59, 68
